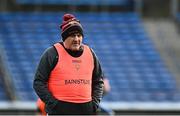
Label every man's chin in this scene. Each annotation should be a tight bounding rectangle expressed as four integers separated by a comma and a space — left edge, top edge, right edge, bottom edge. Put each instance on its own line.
71, 47, 80, 51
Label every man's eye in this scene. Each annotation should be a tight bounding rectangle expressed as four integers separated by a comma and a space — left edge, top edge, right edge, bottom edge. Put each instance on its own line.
77, 34, 81, 37
70, 34, 75, 37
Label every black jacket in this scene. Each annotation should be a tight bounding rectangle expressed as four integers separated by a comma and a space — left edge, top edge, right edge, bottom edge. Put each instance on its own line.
33, 42, 104, 113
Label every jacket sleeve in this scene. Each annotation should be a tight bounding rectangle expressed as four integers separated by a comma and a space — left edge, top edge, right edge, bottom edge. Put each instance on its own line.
33, 46, 58, 113
90, 48, 104, 112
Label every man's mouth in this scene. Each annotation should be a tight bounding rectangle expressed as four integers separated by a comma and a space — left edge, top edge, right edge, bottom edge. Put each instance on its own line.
73, 42, 79, 46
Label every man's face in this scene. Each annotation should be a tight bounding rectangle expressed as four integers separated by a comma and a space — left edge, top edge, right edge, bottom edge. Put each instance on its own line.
64, 32, 83, 51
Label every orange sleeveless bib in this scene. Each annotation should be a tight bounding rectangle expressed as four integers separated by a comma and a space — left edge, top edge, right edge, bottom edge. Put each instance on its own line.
48, 43, 94, 103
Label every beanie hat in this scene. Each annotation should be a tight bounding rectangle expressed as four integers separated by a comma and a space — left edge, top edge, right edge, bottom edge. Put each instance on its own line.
60, 14, 83, 41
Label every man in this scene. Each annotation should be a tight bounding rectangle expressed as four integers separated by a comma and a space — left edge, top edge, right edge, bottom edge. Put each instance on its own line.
33, 13, 104, 115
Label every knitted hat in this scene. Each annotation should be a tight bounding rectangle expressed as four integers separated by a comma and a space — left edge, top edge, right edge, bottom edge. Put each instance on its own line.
60, 14, 83, 41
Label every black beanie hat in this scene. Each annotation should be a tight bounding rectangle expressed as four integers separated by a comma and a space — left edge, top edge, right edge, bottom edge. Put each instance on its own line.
60, 14, 83, 41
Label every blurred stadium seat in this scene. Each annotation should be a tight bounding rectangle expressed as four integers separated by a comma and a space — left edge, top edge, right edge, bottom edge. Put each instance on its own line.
15, 0, 133, 6
0, 12, 180, 103
176, 13, 180, 24
0, 75, 9, 101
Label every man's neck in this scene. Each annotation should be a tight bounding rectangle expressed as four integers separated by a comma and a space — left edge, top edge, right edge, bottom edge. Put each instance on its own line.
60, 42, 83, 57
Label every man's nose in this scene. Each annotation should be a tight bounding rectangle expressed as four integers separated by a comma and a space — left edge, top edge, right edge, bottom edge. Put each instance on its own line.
74, 35, 79, 40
